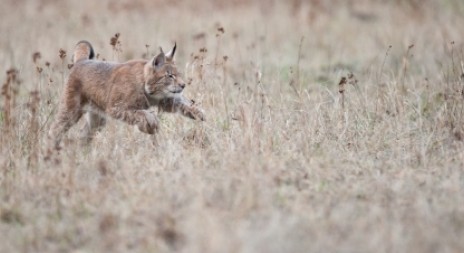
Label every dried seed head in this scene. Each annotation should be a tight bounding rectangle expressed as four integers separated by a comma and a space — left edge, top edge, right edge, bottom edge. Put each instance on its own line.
6, 68, 18, 78
347, 73, 358, 86
45, 61, 50, 67
217, 27, 225, 34
110, 33, 120, 47
59, 49, 66, 60
6, 68, 20, 87
32, 52, 41, 64
338, 77, 347, 94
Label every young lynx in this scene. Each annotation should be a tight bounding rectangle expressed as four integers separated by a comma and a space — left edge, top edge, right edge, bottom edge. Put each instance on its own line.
49, 40, 204, 148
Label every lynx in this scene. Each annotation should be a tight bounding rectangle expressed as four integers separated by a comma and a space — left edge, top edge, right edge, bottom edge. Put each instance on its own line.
49, 40, 204, 148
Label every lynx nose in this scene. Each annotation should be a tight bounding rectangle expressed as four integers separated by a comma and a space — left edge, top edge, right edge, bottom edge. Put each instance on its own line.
180, 83, 185, 89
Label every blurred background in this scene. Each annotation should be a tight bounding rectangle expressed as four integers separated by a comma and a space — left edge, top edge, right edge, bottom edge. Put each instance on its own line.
2, 0, 464, 82
1, 1, 464, 253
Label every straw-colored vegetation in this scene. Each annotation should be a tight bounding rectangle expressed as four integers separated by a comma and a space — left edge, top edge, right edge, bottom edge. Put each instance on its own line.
1, 0, 464, 252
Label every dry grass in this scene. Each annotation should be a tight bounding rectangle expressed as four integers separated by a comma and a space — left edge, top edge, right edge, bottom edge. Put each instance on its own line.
1, 0, 464, 252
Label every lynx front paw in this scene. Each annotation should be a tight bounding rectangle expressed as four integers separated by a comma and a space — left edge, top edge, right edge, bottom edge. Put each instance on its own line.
187, 107, 205, 121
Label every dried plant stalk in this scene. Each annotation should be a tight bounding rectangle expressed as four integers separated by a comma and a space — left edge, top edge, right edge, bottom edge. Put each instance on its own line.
1, 68, 20, 133
27, 91, 40, 168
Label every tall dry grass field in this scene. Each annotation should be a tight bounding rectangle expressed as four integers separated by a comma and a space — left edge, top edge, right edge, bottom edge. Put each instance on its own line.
1, 0, 464, 252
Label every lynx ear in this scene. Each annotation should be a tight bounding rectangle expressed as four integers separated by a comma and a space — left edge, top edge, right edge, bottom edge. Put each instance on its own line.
152, 49, 166, 69
165, 42, 176, 62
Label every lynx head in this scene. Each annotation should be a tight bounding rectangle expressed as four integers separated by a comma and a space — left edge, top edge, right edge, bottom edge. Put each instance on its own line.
144, 43, 185, 101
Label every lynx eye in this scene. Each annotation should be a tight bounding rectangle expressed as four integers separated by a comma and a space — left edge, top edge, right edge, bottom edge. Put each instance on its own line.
167, 74, 175, 79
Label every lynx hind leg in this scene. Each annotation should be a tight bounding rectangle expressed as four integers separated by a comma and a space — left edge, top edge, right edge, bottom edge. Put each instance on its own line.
80, 112, 106, 145
48, 103, 83, 149
48, 81, 84, 149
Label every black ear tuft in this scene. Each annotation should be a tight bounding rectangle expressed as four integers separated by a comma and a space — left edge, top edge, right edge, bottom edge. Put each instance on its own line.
88, 46, 95, 59
166, 42, 176, 61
